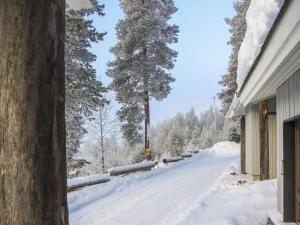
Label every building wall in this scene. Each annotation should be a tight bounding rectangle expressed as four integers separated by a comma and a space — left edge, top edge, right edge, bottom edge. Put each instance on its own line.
245, 104, 260, 179
269, 114, 277, 179
277, 68, 300, 215
66, 0, 92, 11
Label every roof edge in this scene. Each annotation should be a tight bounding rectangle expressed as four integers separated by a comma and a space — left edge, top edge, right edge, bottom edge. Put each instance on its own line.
237, 0, 292, 97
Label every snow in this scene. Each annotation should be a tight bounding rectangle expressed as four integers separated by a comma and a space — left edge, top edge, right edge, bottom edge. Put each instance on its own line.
176, 161, 279, 225
68, 174, 110, 187
268, 211, 296, 225
68, 141, 284, 225
68, 142, 240, 225
237, 0, 284, 89
208, 141, 240, 157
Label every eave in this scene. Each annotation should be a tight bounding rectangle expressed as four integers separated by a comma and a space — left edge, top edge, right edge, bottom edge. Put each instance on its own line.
66, 0, 93, 11
226, 95, 245, 119
229, 0, 300, 117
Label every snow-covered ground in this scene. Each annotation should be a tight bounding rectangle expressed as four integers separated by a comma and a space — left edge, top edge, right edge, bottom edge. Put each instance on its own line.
176, 161, 279, 225
68, 141, 282, 225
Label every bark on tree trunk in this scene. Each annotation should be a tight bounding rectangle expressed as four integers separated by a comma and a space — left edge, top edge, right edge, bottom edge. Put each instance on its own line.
259, 101, 269, 181
144, 89, 151, 159
240, 116, 246, 174
100, 109, 105, 173
141, 0, 151, 160
142, 45, 151, 160
0, 1, 68, 225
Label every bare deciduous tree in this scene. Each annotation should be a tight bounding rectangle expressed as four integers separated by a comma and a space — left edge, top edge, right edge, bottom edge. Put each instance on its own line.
91, 99, 118, 173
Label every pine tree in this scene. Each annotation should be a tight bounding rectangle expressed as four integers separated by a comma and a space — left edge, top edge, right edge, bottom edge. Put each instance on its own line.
165, 128, 185, 156
65, 1, 108, 173
107, 0, 179, 158
218, 0, 250, 114
189, 127, 202, 149
185, 107, 200, 145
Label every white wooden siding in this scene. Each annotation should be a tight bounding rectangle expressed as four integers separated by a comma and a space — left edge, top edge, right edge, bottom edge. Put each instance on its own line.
269, 114, 277, 179
245, 104, 260, 177
277, 68, 300, 215
66, 0, 93, 10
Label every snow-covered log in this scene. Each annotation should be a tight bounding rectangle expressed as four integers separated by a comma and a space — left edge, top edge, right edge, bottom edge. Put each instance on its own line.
67, 174, 110, 192
108, 161, 157, 176
181, 153, 192, 158
188, 150, 199, 154
67, 177, 110, 192
163, 156, 183, 164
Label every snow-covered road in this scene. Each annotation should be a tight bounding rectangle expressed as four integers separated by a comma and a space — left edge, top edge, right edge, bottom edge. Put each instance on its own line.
69, 143, 239, 225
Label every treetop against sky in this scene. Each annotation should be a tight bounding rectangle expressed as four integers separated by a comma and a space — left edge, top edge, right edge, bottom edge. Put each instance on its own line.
90, 0, 234, 124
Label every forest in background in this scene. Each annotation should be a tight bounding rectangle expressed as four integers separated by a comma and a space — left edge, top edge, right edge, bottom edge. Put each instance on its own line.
66, 0, 250, 177
73, 105, 240, 177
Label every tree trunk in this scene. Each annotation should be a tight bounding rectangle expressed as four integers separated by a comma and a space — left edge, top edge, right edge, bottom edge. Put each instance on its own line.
240, 116, 246, 174
143, 45, 151, 160
144, 88, 151, 159
259, 101, 269, 181
0, 1, 68, 225
100, 109, 105, 173
141, 0, 151, 160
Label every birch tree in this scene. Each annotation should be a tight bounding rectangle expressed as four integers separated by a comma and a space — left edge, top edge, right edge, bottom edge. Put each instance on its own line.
91, 102, 118, 173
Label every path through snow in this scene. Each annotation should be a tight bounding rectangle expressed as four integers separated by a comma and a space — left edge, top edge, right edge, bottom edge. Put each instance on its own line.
69, 142, 239, 225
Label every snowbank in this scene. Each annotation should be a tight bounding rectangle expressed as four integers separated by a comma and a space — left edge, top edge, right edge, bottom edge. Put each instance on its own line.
268, 210, 296, 225
69, 145, 239, 224
209, 141, 240, 157
176, 161, 278, 225
68, 156, 198, 213
237, 0, 284, 89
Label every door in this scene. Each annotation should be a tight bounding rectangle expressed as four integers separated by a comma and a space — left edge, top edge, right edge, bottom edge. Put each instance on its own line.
295, 123, 300, 223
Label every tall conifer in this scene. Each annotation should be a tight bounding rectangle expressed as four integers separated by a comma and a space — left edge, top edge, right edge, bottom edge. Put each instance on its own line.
107, 0, 179, 158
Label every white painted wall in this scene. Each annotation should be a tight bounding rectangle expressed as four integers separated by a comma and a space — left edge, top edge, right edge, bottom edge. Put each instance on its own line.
269, 114, 277, 179
245, 104, 260, 178
229, 0, 300, 219
277, 69, 300, 216
66, 0, 93, 11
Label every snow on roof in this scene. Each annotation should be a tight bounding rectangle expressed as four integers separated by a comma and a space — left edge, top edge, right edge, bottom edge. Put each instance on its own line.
66, 0, 93, 11
237, 0, 284, 91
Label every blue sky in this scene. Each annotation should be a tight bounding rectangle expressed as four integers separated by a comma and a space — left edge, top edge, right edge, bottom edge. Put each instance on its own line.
90, 0, 234, 125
